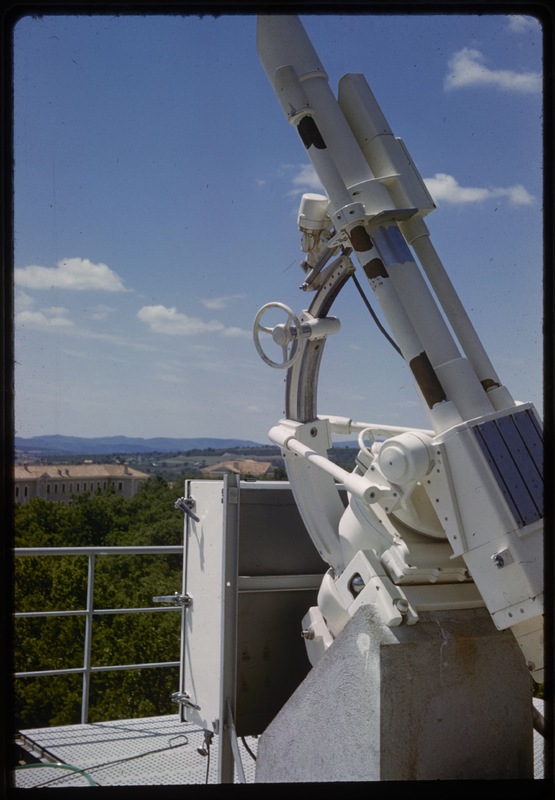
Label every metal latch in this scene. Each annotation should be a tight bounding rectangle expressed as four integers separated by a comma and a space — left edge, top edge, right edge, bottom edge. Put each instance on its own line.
172, 691, 200, 711
175, 496, 200, 522
491, 548, 514, 569
152, 592, 192, 607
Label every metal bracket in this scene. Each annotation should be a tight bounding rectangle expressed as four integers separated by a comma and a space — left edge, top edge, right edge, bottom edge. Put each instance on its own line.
152, 592, 192, 607
175, 496, 200, 522
491, 548, 514, 569
172, 691, 200, 711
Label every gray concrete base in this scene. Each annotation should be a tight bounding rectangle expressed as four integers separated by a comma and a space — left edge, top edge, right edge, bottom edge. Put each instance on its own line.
255, 605, 533, 782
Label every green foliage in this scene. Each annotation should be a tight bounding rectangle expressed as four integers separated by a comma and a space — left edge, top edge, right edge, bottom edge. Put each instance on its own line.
14, 674, 83, 730
13, 478, 184, 729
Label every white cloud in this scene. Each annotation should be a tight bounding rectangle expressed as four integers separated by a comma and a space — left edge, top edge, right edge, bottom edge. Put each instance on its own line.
201, 293, 245, 310
223, 326, 251, 338
72, 329, 156, 351
444, 48, 541, 93
14, 258, 129, 292
16, 307, 74, 330
500, 184, 536, 205
14, 290, 35, 312
288, 163, 326, 196
61, 347, 87, 358
88, 304, 116, 320
137, 304, 225, 335
155, 373, 185, 384
506, 15, 539, 35
424, 173, 534, 206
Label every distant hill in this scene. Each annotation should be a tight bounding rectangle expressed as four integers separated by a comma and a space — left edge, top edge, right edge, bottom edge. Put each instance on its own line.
14, 434, 265, 456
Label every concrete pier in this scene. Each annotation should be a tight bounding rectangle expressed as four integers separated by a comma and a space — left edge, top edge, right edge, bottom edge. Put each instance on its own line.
255, 605, 533, 781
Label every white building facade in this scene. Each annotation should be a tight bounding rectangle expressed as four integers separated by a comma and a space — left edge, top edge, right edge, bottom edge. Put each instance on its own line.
14, 463, 149, 504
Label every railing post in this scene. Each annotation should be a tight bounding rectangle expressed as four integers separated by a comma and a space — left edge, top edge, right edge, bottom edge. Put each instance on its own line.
81, 553, 95, 724
14, 545, 183, 726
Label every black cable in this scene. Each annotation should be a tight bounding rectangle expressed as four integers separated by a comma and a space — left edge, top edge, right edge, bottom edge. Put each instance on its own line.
197, 729, 213, 784
241, 736, 257, 761
351, 272, 403, 358
204, 740, 211, 784
204, 731, 212, 784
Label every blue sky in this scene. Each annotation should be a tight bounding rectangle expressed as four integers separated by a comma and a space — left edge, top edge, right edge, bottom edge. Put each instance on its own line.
13, 11, 544, 443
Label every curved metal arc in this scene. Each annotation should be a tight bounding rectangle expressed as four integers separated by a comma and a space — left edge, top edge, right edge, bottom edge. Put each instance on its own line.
285, 255, 354, 421
281, 255, 355, 571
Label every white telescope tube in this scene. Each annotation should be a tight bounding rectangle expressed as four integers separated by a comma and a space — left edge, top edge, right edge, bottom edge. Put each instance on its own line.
257, 15, 392, 217
337, 71, 513, 412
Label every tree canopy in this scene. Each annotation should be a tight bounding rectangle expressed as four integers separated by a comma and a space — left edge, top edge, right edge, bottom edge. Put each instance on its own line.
13, 478, 185, 729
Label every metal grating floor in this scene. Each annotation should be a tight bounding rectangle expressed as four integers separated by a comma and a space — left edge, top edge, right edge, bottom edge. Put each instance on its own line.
12, 714, 258, 787
12, 701, 546, 786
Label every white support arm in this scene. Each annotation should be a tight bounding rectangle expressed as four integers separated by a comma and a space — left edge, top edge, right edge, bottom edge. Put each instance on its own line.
269, 423, 396, 507
322, 414, 434, 439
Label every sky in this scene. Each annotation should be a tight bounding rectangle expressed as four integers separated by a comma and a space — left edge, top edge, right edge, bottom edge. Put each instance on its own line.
12, 10, 544, 444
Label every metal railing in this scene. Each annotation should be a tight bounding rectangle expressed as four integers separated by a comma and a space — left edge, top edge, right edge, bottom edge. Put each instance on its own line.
14, 545, 183, 724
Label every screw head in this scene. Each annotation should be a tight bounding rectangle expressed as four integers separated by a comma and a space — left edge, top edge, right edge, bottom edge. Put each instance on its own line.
350, 574, 365, 595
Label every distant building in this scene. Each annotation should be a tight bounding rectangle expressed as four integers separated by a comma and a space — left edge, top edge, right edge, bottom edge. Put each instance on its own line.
14, 463, 149, 504
200, 459, 274, 479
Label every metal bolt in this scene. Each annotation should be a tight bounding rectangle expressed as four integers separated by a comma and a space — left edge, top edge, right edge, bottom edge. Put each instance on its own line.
301, 629, 315, 640
350, 574, 365, 595
393, 598, 409, 614
492, 552, 504, 569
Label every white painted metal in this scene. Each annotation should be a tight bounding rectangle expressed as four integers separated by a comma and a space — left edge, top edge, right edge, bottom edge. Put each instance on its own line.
254, 303, 341, 370
178, 479, 226, 733
336, 70, 514, 409
178, 477, 328, 781
253, 14, 544, 684
257, 16, 392, 220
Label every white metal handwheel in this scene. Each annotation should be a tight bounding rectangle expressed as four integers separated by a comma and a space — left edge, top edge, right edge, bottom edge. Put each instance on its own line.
253, 302, 304, 369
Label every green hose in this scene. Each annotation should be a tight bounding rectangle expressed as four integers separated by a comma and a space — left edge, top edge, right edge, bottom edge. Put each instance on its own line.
15, 761, 98, 787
